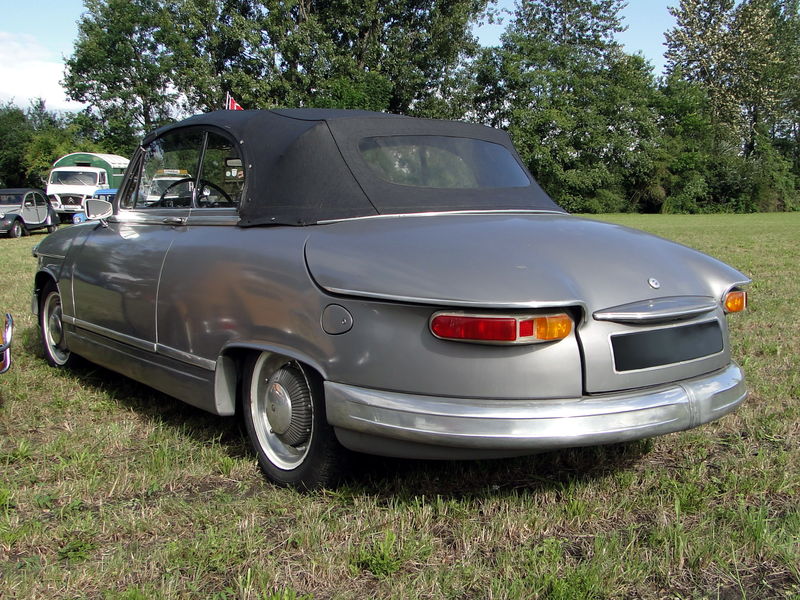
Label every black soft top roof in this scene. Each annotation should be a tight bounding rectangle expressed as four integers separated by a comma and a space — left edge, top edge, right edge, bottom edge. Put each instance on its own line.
145, 109, 564, 226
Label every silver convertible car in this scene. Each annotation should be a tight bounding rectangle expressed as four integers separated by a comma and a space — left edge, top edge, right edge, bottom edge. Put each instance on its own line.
32, 109, 749, 489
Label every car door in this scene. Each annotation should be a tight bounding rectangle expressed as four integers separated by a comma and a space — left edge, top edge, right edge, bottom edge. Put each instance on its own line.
155, 130, 246, 366
33, 192, 49, 226
70, 128, 204, 350
20, 192, 40, 225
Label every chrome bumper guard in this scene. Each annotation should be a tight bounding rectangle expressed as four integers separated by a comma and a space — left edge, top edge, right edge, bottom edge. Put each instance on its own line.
325, 362, 746, 451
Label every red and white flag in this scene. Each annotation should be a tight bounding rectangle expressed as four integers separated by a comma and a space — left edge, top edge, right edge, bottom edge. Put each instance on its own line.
225, 92, 244, 111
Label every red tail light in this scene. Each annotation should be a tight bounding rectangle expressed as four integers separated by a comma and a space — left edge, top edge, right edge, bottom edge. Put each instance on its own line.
430, 312, 572, 344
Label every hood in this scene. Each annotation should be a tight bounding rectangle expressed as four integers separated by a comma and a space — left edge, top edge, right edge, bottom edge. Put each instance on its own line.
304, 213, 749, 314
0, 206, 22, 218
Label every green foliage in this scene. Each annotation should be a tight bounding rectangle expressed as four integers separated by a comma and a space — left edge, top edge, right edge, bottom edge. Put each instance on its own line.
472, 0, 664, 213
0, 100, 108, 187
0, 102, 33, 187
3, 0, 796, 212
64, 0, 180, 150
159, 0, 489, 114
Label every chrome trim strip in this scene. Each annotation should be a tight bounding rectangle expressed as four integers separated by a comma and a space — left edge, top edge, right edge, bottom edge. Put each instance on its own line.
157, 344, 216, 371
721, 280, 752, 301
184, 213, 240, 226
316, 209, 567, 225
35, 252, 66, 261
593, 296, 719, 323
69, 317, 216, 370
322, 286, 588, 313
325, 362, 746, 451
72, 318, 156, 352
110, 209, 239, 227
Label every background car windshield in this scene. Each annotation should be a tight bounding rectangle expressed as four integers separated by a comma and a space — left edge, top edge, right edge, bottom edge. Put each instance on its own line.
50, 171, 98, 186
359, 136, 531, 189
0, 194, 23, 206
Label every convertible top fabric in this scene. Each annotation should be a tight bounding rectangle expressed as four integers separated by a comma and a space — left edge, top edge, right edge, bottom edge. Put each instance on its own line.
144, 109, 564, 226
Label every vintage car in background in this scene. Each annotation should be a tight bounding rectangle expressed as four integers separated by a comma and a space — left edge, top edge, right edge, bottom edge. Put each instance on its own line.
31, 109, 750, 489
1, 189, 59, 238
1, 313, 12, 374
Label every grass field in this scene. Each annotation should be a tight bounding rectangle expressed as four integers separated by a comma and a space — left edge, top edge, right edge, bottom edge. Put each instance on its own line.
1, 213, 798, 599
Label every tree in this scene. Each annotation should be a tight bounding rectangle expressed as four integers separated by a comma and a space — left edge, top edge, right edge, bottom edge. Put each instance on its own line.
160, 0, 489, 114
665, 0, 799, 211
0, 102, 34, 187
470, 0, 662, 212
64, 0, 180, 151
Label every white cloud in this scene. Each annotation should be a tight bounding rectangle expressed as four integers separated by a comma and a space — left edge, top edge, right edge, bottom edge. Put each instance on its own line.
0, 31, 86, 112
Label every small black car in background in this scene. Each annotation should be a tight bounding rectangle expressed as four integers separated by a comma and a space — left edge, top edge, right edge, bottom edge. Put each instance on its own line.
0, 189, 59, 238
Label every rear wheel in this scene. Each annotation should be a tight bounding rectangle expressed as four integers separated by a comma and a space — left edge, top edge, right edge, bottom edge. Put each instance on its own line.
9, 220, 22, 238
39, 281, 76, 367
46, 224, 57, 233
242, 352, 344, 490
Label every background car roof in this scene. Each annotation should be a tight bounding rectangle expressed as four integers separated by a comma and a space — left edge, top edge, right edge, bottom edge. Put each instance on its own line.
0, 188, 46, 194
142, 109, 564, 226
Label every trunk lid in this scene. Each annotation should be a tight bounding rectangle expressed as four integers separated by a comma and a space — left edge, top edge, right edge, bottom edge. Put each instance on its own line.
305, 213, 748, 393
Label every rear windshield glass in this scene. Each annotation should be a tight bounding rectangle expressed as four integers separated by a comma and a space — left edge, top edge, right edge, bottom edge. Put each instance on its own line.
359, 136, 530, 189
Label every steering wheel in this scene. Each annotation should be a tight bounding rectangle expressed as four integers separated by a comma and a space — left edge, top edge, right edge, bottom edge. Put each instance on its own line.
195, 179, 233, 207
149, 178, 233, 208
151, 177, 194, 208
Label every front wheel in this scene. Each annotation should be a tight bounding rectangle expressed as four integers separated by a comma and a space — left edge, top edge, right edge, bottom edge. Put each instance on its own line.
9, 220, 22, 238
242, 353, 345, 490
46, 224, 57, 233
39, 281, 77, 367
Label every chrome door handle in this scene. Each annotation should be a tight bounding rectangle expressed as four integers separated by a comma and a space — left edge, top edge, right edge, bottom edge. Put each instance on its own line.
162, 217, 186, 226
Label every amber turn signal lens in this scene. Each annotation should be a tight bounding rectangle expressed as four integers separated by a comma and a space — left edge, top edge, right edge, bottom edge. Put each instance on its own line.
724, 290, 747, 313
532, 314, 573, 340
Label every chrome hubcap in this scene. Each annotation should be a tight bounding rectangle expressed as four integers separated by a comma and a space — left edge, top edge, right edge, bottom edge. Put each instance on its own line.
44, 292, 70, 365
267, 381, 293, 435
250, 355, 314, 471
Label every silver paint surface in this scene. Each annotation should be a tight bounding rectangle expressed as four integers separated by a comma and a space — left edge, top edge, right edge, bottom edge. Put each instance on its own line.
33, 209, 749, 456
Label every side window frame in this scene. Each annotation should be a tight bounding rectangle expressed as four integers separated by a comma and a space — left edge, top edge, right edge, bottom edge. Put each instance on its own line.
192, 127, 246, 210
116, 125, 245, 214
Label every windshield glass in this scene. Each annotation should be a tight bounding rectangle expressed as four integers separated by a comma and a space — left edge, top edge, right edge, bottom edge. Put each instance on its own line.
49, 170, 99, 186
359, 136, 531, 189
0, 193, 22, 206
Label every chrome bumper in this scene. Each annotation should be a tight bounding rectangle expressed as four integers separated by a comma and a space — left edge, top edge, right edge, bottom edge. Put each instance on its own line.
325, 362, 746, 457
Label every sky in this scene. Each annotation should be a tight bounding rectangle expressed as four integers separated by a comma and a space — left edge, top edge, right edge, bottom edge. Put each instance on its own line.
0, 0, 677, 112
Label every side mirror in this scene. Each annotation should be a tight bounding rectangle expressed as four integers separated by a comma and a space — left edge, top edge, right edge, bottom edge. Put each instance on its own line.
1, 313, 12, 374
85, 198, 113, 220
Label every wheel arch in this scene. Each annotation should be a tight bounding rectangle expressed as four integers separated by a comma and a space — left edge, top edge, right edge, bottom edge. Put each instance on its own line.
32, 269, 59, 316
213, 342, 328, 416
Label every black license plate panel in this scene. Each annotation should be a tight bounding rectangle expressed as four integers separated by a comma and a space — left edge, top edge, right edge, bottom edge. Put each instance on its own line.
611, 320, 723, 372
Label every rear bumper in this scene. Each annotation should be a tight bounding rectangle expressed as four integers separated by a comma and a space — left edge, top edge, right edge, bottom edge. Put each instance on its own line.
325, 362, 746, 458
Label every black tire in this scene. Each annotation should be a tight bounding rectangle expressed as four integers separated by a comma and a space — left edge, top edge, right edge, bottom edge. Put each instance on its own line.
47, 224, 57, 233
39, 281, 77, 368
9, 220, 23, 239
242, 352, 345, 490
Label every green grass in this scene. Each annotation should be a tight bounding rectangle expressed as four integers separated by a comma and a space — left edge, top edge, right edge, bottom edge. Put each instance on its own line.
1, 214, 799, 599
